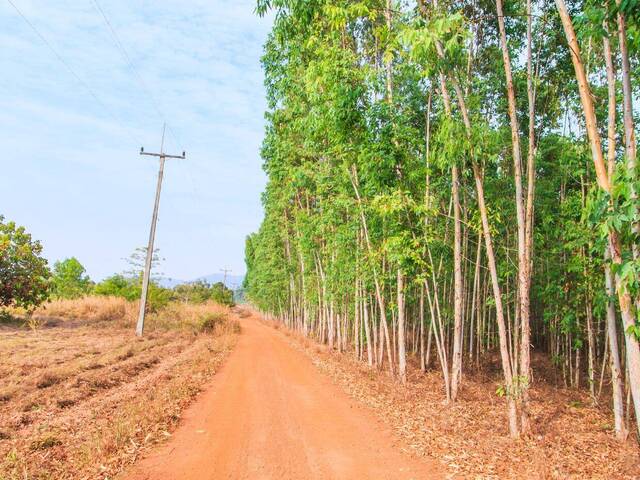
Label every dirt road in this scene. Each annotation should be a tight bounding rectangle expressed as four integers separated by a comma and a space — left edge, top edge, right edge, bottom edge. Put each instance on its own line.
124, 316, 443, 480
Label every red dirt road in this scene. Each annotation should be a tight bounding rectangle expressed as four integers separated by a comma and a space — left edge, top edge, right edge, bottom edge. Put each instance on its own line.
124, 316, 443, 480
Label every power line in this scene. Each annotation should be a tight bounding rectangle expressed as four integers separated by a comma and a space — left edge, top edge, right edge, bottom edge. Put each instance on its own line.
88, 1, 211, 229
5, 0, 141, 146
88, 0, 204, 205
89, 0, 216, 270
88, 0, 210, 210
89, 0, 185, 152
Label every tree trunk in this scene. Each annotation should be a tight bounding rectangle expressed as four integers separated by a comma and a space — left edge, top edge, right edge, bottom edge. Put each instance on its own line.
350, 164, 394, 375
496, 0, 531, 433
556, 0, 640, 436
397, 269, 407, 383
451, 163, 464, 400
602, 25, 627, 439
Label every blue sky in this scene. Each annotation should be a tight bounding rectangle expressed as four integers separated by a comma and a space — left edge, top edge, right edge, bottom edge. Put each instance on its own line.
0, 0, 273, 282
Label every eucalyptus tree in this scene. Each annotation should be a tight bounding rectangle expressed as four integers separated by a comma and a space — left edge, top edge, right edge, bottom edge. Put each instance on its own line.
248, 0, 640, 441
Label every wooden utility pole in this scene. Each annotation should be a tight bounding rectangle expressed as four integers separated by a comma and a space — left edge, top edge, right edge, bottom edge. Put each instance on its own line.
136, 124, 185, 337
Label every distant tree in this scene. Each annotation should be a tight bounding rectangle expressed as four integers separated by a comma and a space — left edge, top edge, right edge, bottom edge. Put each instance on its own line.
124, 247, 164, 282
0, 216, 50, 310
51, 257, 91, 299
173, 280, 212, 304
210, 281, 234, 306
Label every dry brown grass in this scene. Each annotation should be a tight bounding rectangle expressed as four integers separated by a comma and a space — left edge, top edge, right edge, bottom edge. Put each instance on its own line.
13, 296, 240, 336
0, 297, 240, 480
147, 301, 238, 334
31, 296, 137, 326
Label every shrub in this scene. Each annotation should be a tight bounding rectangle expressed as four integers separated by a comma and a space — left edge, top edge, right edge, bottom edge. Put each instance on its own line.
196, 312, 225, 332
172, 280, 212, 304
94, 275, 138, 301
95, 275, 170, 312
32, 296, 233, 333
0, 216, 50, 310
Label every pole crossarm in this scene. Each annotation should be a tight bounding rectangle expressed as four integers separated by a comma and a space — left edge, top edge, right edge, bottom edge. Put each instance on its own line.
140, 147, 185, 159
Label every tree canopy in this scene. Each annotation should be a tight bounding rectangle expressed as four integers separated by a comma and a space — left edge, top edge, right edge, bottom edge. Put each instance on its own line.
246, 0, 640, 439
0, 215, 50, 310
51, 257, 92, 299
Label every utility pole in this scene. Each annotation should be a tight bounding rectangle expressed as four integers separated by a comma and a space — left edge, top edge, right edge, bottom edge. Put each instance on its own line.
220, 267, 232, 287
136, 124, 185, 337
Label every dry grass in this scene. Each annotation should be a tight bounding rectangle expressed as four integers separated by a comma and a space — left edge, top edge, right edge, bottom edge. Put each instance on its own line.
273, 321, 640, 479
9, 296, 240, 336
0, 297, 241, 480
31, 296, 137, 326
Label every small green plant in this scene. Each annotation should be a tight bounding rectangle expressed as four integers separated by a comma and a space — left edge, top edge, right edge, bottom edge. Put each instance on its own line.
496, 375, 530, 399
29, 433, 62, 451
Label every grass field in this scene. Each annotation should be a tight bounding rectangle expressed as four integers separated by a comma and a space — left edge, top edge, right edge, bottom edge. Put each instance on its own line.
0, 296, 241, 480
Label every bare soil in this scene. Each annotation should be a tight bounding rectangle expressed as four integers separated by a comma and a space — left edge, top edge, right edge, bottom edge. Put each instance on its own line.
123, 314, 444, 480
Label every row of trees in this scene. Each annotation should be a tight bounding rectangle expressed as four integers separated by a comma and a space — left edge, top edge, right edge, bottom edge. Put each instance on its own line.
245, 0, 640, 439
0, 216, 235, 312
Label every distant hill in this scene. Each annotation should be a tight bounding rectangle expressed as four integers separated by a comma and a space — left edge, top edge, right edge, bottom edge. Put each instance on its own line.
159, 273, 245, 289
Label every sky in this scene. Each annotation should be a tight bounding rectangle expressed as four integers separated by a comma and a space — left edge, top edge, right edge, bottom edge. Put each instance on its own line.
0, 0, 273, 282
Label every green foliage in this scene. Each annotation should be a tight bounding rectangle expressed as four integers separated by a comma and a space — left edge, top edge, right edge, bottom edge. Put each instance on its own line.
247, 0, 640, 399
94, 246, 172, 313
209, 282, 235, 306
0, 216, 50, 310
94, 275, 170, 312
51, 257, 91, 299
172, 280, 235, 306
94, 274, 139, 301
173, 280, 213, 304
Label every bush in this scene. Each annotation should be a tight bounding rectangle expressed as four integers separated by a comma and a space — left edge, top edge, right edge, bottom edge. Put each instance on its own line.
94, 275, 138, 301
146, 282, 171, 311
0, 216, 50, 310
196, 312, 225, 332
94, 275, 170, 312
31, 296, 237, 335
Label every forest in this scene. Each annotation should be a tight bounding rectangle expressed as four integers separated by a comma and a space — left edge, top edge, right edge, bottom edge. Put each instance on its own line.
244, 0, 640, 441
